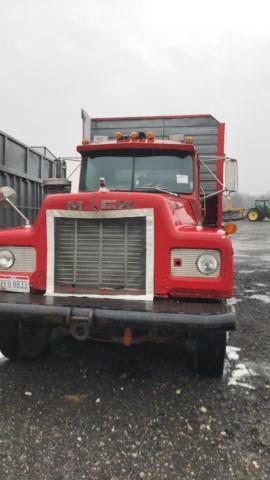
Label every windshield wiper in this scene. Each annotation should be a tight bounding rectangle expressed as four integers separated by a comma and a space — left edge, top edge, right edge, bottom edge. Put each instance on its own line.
134, 185, 178, 196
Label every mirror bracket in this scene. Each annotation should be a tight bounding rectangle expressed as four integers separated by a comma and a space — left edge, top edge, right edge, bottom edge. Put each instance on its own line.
0, 186, 31, 228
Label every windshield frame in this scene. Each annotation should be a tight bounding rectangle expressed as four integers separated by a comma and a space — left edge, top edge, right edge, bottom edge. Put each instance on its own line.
79, 148, 195, 195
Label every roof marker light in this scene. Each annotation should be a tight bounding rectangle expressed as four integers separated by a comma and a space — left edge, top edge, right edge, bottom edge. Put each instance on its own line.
82, 138, 90, 145
130, 131, 139, 141
146, 131, 155, 141
184, 136, 193, 144
115, 131, 123, 141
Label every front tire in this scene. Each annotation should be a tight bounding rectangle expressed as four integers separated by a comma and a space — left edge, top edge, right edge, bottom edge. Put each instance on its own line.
195, 332, 226, 378
0, 317, 19, 360
0, 319, 50, 360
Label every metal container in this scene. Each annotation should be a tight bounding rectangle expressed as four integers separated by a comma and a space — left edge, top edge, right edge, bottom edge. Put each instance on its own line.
0, 130, 66, 227
89, 115, 225, 196
88, 114, 225, 226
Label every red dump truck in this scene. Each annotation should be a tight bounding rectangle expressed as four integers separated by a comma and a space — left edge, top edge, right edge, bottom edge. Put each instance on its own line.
0, 112, 238, 377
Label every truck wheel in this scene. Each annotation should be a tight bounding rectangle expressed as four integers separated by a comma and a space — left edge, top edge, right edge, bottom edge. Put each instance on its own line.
0, 317, 19, 360
195, 332, 226, 378
18, 322, 51, 359
247, 209, 260, 221
0, 319, 50, 360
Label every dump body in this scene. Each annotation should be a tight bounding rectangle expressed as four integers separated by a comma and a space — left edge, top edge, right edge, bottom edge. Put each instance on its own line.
0, 130, 66, 227
89, 114, 225, 227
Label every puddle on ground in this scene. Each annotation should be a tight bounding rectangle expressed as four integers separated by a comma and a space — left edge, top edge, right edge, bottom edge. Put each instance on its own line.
245, 361, 270, 381
238, 270, 256, 274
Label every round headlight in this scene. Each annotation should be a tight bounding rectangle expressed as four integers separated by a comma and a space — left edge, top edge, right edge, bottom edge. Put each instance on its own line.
196, 253, 218, 275
0, 249, 15, 270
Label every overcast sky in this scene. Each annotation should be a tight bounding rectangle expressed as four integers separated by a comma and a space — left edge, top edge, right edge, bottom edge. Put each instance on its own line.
0, 0, 270, 194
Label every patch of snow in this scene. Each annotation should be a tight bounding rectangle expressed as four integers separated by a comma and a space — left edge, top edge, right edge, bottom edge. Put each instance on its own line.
228, 381, 256, 390
227, 297, 242, 305
226, 346, 240, 361
227, 363, 258, 390
225, 346, 259, 390
254, 282, 267, 287
250, 294, 270, 304
223, 359, 230, 376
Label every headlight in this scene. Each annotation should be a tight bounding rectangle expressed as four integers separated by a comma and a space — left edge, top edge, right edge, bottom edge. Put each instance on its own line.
0, 249, 15, 270
196, 253, 219, 275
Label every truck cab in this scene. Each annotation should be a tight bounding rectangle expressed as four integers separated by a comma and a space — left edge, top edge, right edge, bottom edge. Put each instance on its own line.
0, 112, 237, 377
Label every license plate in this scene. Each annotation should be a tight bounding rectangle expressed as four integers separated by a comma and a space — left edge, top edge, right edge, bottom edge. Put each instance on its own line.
0, 275, 30, 293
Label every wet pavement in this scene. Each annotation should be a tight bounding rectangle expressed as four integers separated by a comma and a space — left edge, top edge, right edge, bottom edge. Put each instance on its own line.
0, 220, 270, 479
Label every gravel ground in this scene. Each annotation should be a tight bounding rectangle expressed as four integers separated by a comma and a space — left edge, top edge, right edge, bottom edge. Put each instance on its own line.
0, 220, 270, 480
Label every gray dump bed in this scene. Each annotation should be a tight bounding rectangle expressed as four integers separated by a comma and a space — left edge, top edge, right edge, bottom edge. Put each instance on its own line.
89, 115, 224, 196
0, 130, 66, 227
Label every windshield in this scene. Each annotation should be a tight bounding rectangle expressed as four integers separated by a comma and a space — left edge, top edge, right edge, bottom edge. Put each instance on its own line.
80, 149, 194, 194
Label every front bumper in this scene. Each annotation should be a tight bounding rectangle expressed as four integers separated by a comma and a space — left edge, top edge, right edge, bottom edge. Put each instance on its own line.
0, 293, 236, 332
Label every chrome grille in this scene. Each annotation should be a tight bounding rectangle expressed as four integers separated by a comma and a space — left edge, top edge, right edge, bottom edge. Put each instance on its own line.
54, 217, 146, 292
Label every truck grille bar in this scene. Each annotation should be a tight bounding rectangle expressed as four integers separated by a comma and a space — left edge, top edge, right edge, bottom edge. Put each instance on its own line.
54, 217, 146, 293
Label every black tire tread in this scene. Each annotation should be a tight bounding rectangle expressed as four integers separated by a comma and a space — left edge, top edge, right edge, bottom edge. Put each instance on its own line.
195, 332, 226, 378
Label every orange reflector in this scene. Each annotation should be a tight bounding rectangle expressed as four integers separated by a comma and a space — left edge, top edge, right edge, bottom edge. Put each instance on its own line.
184, 136, 193, 144
146, 131, 155, 141
224, 223, 237, 235
82, 138, 90, 145
115, 131, 123, 141
123, 328, 133, 347
130, 131, 139, 140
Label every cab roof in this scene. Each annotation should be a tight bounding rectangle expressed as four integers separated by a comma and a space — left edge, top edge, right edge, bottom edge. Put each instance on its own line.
77, 139, 196, 154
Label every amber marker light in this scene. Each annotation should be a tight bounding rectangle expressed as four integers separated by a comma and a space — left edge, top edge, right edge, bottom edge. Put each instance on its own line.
130, 131, 139, 141
224, 223, 237, 235
184, 136, 193, 144
82, 138, 90, 145
115, 131, 123, 141
146, 131, 155, 141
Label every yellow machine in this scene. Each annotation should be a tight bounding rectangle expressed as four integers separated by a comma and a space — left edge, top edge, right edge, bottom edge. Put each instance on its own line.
223, 198, 245, 221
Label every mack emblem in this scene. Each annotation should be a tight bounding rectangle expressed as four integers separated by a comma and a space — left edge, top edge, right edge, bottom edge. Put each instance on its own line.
67, 201, 83, 210
100, 200, 134, 210
67, 200, 135, 211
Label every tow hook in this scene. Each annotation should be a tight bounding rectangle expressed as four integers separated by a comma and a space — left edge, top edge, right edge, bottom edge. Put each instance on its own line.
69, 308, 94, 341
122, 327, 133, 347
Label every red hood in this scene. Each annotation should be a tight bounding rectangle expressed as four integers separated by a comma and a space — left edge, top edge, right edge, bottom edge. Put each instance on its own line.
35, 191, 198, 229
0, 191, 233, 299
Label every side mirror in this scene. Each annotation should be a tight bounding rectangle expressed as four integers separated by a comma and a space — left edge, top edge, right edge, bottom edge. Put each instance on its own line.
0, 186, 17, 207
224, 159, 238, 192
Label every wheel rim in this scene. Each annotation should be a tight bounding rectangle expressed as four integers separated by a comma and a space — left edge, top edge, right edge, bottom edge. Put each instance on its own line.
248, 210, 258, 221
